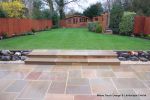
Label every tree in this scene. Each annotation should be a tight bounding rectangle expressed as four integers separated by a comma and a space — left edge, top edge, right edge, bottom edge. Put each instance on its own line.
132, 0, 150, 16
83, 3, 103, 19
44, 0, 54, 18
0, 0, 25, 18
55, 0, 65, 19
32, 0, 43, 19
22, 0, 34, 18
122, 0, 133, 11
109, 4, 124, 34
41, 9, 51, 19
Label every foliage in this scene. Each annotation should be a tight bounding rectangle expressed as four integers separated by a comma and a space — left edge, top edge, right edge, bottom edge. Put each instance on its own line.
95, 23, 103, 33
0, 0, 25, 18
83, 3, 103, 19
1, 32, 8, 39
132, 0, 150, 16
41, 9, 51, 19
0, 9, 7, 18
32, 0, 51, 19
110, 4, 124, 34
88, 22, 102, 33
51, 12, 60, 28
32, 0, 43, 19
119, 12, 136, 36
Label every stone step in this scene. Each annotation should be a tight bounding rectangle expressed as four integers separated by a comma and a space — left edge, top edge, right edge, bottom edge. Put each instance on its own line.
27, 50, 117, 58
25, 58, 120, 65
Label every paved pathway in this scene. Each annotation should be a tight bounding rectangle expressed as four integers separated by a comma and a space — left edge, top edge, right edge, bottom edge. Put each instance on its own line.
0, 64, 150, 100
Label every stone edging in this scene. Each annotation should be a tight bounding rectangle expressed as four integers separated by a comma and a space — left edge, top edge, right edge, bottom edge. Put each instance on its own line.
121, 61, 150, 65
0, 61, 24, 64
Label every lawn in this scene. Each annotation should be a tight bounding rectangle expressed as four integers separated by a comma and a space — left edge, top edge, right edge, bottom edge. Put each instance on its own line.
0, 28, 150, 50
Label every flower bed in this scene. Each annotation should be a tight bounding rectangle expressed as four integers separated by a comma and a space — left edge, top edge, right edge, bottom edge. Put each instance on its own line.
116, 51, 150, 62
0, 50, 31, 61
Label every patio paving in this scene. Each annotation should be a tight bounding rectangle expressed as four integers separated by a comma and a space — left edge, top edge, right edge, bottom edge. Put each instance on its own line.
0, 64, 150, 100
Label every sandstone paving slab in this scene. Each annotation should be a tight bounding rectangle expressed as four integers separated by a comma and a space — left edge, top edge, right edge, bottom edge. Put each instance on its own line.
97, 66, 113, 71
144, 81, 150, 88
74, 95, 102, 100
136, 72, 150, 81
112, 65, 133, 72
5, 80, 28, 93
45, 94, 74, 100
0, 80, 14, 92
113, 78, 146, 89
68, 70, 81, 79
82, 69, 97, 79
39, 72, 67, 81
3, 71, 28, 80
33, 65, 53, 72
48, 81, 66, 94
130, 65, 150, 72
16, 99, 33, 100
0, 71, 10, 79
82, 65, 99, 69
90, 78, 116, 94
114, 72, 138, 78
0, 93, 18, 100
96, 70, 115, 78
18, 81, 50, 100
67, 78, 90, 86
51, 66, 69, 72
26, 72, 42, 80
39, 72, 52, 80
97, 90, 121, 100
66, 85, 91, 94
134, 89, 150, 100
118, 89, 141, 100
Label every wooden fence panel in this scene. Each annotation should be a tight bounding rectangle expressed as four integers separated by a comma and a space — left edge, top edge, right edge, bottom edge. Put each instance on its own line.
0, 18, 52, 37
144, 17, 150, 35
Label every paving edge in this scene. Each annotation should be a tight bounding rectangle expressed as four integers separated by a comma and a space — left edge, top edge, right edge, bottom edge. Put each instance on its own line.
121, 61, 150, 65
0, 61, 24, 64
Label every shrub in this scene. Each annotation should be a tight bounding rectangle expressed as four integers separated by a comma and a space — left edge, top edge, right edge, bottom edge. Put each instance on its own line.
119, 12, 136, 36
0, 1, 25, 18
95, 23, 103, 33
110, 4, 124, 34
88, 22, 95, 32
1, 32, 8, 39
88, 22, 102, 33
31, 29, 36, 33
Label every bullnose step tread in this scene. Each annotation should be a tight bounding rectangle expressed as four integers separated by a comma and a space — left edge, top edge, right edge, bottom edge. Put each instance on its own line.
27, 50, 117, 58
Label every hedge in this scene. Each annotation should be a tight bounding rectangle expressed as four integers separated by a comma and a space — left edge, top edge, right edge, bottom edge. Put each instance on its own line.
119, 12, 136, 36
88, 22, 102, 33
109, 4, 124, 34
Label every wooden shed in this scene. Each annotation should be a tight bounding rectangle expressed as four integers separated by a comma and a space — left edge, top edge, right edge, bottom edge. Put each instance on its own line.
60, 15, 89, 28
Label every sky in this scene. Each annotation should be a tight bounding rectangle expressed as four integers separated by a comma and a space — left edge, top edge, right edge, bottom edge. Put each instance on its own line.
66, 0, 106, 13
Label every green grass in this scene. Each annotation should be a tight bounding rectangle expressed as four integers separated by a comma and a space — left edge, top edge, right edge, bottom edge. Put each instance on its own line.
0, 28, 150, 50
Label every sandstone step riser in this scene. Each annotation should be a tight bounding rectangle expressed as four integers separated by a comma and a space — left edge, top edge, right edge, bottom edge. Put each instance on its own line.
25, 61, 120, 66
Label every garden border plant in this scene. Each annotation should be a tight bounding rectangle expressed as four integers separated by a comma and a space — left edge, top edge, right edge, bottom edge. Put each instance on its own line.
88, 22, 103, 33
119, 12, 136, 36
